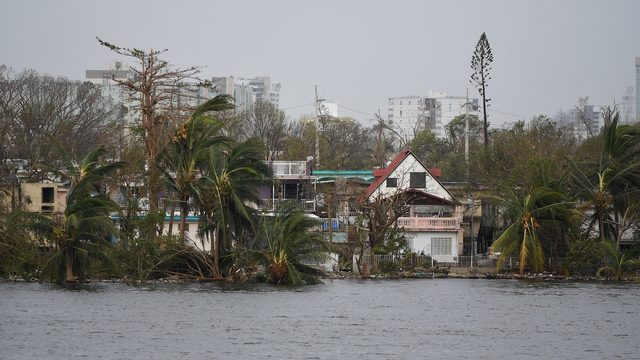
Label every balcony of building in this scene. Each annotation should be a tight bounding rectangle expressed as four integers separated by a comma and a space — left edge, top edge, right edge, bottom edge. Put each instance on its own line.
396, 216, 462, 231
269, 160, 311, 179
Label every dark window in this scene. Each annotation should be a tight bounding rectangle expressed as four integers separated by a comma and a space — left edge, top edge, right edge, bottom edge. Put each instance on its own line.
410, 172, 426, 188
386, 178, 397, 187
42, 187, 54, 203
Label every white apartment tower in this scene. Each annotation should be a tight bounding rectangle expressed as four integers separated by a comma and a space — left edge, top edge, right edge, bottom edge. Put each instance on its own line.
388, 92, 479, 141
212, 76, 281, 111
636, 57, 640, 122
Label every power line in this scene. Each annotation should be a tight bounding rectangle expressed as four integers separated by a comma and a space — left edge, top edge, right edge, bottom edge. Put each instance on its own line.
282, 102, 314, 111
488, 108, 530, 118
337, 104, 377, 117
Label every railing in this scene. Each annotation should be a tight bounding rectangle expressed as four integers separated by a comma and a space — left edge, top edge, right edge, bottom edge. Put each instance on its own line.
456, 256, 566, 270
269, 161, 308, 177
260, 198, 316, 212
320, 218, 350, 232
359, 254, 566, 272
360, 254, 433, 269
396, 217, 461, 231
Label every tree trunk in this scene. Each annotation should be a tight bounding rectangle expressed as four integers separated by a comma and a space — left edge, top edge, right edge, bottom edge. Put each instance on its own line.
482, 81, 488, 148
167, 202, 175, 237
212, 225, 220, 278
65, 248, 74, 282
179, 204, 188, 243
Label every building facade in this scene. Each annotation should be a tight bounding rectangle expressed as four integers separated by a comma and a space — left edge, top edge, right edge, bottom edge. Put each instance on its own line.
636, 57, 640, 122
388, 92, 479, 141
211, 75, 281, 111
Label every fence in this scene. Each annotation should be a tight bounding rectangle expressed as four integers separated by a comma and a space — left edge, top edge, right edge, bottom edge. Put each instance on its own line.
360, 254, 434, 270
359, 254, 566, 271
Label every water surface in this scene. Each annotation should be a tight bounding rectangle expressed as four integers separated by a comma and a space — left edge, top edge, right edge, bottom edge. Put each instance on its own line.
1, 279, 639, 359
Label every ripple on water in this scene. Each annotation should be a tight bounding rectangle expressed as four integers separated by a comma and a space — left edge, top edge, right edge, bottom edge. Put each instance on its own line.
1, 279, 639, 359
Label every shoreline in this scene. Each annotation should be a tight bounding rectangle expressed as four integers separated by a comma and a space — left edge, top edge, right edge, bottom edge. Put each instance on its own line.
2, 270, 638, 285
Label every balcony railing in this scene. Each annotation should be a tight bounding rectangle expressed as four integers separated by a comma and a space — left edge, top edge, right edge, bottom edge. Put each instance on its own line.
396, 216, 461, 231
269, 161, 308, 178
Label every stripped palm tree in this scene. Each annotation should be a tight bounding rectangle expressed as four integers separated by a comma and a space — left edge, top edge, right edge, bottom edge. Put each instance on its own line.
571, 110, 640, 246
194, 138, 271, 277
14, 147, 126, 283
490, 185, 578, 274
257, 202, 328, 285
157, 95, 234, 242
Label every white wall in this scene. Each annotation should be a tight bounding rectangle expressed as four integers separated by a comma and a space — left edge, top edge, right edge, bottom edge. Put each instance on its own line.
162, 220, 209, 252
404, 231, 459, 263
370, 153, 452, 201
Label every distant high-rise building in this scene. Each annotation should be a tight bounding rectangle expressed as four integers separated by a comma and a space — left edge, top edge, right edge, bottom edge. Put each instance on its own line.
87, 61, 219, 140
211, 76, 281, 111
387, 93, 479, 141
85, 61, 131, 103
635, 57, 640, 122
553, 103, 603, 142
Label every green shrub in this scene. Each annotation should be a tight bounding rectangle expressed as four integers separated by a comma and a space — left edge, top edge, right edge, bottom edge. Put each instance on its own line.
567, 236, 601, 276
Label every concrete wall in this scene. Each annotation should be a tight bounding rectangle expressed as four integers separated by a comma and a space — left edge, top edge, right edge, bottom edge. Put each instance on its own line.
404, 230, 461, 263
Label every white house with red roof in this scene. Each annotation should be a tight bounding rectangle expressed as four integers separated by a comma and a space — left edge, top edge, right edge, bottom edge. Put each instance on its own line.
364, 149, 464, 263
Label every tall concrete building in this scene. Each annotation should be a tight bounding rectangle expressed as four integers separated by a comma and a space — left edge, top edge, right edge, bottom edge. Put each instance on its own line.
636, 57, 640, 122
387, 92, 479, 141
211, 76, 281, 111
87, 61, 220, 141
553, 103, 603, 142
85, 61, 131, 103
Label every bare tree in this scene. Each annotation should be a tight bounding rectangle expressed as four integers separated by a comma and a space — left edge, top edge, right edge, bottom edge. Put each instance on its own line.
575, 96, 594, 138
0, 66, 119, 180
97, 38, 202, 212
239, 101, 287, 160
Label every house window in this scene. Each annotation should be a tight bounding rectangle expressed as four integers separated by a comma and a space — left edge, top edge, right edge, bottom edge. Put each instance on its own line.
409, 172, 426, 188
42, 187, 54, 203
432, 237, 452, 255
386, 178, 397, 187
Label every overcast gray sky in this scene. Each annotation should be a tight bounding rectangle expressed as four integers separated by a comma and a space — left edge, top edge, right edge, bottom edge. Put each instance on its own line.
3, 0, 640, 127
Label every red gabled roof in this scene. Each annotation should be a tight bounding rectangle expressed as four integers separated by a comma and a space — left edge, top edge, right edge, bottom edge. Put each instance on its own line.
364, 149, 459, 204
365, 149, 411, 198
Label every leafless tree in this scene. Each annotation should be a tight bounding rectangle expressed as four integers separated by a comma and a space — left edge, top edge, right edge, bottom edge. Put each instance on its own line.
97, 38, 203, 212
239, 101, 287, 160
0, 66, 119, 180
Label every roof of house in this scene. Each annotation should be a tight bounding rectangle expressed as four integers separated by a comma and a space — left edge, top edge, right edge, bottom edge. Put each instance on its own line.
364, 149, 459, 204
312, 170, 374, 184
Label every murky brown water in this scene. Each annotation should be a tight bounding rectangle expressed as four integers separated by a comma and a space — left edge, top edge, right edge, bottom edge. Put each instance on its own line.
1, 279, 639, 359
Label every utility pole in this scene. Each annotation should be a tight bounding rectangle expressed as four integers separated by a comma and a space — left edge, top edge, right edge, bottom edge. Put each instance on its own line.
314, 85, 325, 169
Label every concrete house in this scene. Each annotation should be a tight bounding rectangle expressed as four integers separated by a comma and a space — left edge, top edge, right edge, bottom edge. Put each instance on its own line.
364, 150, 464, 263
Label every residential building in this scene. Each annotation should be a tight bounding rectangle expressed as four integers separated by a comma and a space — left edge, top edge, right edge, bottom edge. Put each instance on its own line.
553, 103, 604, 142
388, 92, 479, 141
636, 57, 640, 122
211, 75, 281, 111
87, 62, 219, 142
364, 150, 464, 263
258, 160, 316, 212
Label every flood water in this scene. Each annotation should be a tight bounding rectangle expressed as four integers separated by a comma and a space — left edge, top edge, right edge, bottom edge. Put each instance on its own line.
1, 279, 639, 359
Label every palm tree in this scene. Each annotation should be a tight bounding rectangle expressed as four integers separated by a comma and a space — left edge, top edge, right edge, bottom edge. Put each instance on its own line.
157, 95, 234, 242
597, 240, 640, 282
194, 138, 271, 277
257, 202, 328, 285
16, 147, 126, 283
571, 110, 640, 247
490, 185, 578, 274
